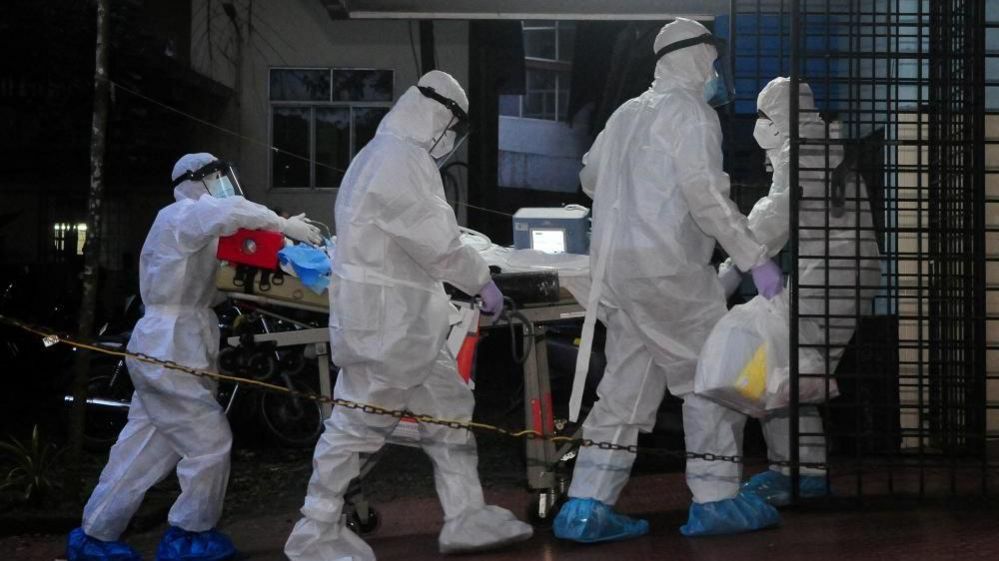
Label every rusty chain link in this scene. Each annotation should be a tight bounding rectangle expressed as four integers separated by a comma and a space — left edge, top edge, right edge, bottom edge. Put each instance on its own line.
0, 313, 827, 470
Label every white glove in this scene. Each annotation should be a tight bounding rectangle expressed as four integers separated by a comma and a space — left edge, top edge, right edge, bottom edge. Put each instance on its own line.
278, 213, 323, 245
718, 258, 743, 299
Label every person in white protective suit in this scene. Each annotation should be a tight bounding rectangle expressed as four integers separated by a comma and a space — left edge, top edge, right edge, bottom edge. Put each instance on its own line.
284, 70, 533, 561
552, 18, 784, 543
67, 153, 322, 561
710, 77, 881, 510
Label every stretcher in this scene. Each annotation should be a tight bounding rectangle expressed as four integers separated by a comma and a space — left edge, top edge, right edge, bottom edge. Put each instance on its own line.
215, 229, 591, 526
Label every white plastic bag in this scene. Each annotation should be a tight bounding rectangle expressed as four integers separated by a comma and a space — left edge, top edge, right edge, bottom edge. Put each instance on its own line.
694, 293, 838, 418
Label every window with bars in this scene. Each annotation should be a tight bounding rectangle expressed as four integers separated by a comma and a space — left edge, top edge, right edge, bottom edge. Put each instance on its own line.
51, 222, 87, 258
269, 68, 394, 188
499, 21, 576, 122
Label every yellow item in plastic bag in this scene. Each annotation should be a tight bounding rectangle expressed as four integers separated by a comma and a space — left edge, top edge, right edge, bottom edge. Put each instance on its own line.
735, 344, 767, 400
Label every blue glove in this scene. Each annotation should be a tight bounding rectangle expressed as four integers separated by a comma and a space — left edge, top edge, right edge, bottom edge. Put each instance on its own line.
751, 259, 784, 299
278, 244, 331, 294
156, 527, 237, 561
680, 492, 781, 536
479, 280, 504, 322
742, 469, 830, 507
67, 528, 143, 561
553, 497, 650, 543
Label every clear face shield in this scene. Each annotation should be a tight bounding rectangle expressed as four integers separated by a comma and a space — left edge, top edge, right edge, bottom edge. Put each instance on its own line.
655, 33, 736, 108
418, 86, 471, 168
171, 159, 244, 199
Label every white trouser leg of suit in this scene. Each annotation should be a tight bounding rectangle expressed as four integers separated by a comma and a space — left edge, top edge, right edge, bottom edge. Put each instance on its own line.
682, 394, 748, 503
82, 392, 181, 541
82, 363, 233, 540
761, 406, 826, 476
286, 347, 529, 561
566, 306, 670, 505
568, 272, 730, 506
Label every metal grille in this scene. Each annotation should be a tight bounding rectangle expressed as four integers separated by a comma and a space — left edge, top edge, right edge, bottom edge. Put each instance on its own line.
729, 0, 997, 499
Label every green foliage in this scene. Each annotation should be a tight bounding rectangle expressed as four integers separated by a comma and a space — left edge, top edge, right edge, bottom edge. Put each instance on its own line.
0, 425, 65, 504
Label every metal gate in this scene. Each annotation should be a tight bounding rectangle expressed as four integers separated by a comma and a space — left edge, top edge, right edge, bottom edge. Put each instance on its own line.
725, 0, 997, 499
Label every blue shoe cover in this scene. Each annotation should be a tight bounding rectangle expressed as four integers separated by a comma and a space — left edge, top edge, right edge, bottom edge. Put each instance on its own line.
553, 497, 649, 543
156, 527, 237, 561
742, 470, 829, 506
67, 528, 142, 561
680, 492, 781, 536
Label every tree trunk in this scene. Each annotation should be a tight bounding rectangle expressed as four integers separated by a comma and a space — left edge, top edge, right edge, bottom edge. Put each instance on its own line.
67, 0, 110, 501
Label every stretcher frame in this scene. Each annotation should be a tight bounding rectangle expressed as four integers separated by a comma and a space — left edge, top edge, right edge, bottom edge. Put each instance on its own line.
220, 286, 586, 524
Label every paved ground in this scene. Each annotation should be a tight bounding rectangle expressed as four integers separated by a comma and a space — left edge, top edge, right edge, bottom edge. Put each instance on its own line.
6, 471, 999, 561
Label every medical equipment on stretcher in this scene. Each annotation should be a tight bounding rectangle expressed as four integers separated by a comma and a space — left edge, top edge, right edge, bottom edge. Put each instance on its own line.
492, 271, 562, 305
216, 228, 285, 269
215, 229, 327, 310
512, 206, 591, 255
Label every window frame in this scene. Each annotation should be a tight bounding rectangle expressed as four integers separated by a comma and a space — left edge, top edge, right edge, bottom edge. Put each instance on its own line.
502, 21, 575, 122
268, 67, 395, 190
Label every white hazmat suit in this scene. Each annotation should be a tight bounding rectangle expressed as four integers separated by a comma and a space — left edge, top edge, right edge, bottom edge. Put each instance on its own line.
565, 18, 772, 510
703, 78, 882, 502
284, 71, 533, 561
81, 153, 319, 542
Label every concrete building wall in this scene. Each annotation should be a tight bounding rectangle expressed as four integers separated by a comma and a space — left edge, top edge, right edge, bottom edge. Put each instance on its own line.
497, 114, 592, 193
190, 0, 470, 228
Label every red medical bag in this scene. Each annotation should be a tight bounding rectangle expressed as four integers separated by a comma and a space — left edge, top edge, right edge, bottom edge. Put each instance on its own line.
216, 228, 284, 269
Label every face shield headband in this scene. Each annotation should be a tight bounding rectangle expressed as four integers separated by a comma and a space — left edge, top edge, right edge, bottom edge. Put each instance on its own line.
655, 33, 735, 107
418, 86, 472, 166
171, 159, 244, 199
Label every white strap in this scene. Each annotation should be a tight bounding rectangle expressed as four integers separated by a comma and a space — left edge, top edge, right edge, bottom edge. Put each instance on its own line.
445, 302, 479, 359
568, 219, 613, 422
567, 109, 645, 422
334, 262, 443, 296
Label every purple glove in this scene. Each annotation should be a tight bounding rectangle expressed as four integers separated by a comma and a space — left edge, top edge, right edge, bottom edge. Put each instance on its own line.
479, 280, 505, 322
751, 259, 785, 299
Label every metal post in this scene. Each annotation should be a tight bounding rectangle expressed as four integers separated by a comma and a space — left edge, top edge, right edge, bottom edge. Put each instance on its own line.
969, 0, 988, 495
788, 0, 802, 503
317, 342, 333, 419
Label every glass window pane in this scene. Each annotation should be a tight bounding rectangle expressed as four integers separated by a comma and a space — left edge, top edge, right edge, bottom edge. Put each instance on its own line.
332, 69, 394, 102
270, 69, 330, 101
523, 92, 544, 119
499, 95, 521, 117
524, 28, 557, 59
557, 22, 576, 62
527, 68, 556, 91
315, 108, 350, 187
544, 92, 557, 120
352, 107, 389, 154
272, 107, 311, 187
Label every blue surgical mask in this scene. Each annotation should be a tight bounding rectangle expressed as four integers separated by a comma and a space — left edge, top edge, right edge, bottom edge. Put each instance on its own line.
203, 174, 237, 198
703, 68, 734, 107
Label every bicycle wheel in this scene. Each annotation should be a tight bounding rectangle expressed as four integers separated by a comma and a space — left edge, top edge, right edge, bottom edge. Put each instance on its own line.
259, 380, 324, 448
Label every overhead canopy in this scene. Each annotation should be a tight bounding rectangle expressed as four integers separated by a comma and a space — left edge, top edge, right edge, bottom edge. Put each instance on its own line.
321, 0, 729, 20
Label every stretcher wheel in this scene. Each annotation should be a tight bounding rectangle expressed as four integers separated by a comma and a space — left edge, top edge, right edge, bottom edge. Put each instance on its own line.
347, 506, 381, 535
246, 351, 277, 381
218, 347, 240, 373
280, 350, 306, 376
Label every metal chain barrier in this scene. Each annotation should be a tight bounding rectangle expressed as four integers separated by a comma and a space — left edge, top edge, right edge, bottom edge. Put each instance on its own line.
0, 313, 827, 470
